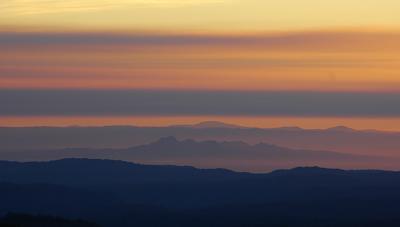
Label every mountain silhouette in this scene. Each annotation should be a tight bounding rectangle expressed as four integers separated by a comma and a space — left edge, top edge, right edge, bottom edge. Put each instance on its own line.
1, 159, 400, 227
2, 123, 400, 157
1, 137, 397, 172
0, 158, 245, 186
326, 125, 356, 132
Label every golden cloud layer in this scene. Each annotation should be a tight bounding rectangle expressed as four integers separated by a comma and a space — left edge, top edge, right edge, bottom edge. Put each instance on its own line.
0, 0, 228, 15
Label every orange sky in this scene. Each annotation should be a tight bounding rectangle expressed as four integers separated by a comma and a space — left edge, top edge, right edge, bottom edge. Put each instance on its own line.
1, 31, 400, 129
1, 1, 400, 128
1, 31, 400, 92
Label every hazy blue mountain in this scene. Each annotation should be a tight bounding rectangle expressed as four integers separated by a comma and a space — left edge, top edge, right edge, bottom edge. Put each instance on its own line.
1, 122, 400, 157
1, 159, 400, 226
0, 137, 397, 172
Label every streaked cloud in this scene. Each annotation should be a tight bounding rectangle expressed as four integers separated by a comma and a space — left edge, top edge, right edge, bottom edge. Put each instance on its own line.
1, 90, 400, 117
1, 30, 400, 51
1, 30, 400, 92
0, 0, 228, 15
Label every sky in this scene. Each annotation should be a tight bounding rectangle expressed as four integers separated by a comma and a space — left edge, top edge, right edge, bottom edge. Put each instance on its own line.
1, 0, 400, 31
1, 0, 400, 130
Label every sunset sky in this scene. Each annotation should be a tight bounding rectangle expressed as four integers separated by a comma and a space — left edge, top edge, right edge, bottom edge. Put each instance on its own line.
1, 0, 400, 130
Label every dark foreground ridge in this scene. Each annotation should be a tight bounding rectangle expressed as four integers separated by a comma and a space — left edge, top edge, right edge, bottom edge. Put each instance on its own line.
1, 158, 400, 227
0, 213, 99, 227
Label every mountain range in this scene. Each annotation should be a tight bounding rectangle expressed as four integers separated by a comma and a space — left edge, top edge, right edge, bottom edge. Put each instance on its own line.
1, 121, 400, 157
1, 137, 397, 172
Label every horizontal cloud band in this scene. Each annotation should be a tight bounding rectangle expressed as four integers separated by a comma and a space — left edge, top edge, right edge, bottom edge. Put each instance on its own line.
1, 90, 399, 117
1, 31, 399, 50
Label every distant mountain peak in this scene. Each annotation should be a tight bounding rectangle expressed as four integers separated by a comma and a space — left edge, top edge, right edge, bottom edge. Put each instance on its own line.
192, 121, 244, 129
169, 121, 244, 129
326, 126, 355, 132
275, 126, 304, 131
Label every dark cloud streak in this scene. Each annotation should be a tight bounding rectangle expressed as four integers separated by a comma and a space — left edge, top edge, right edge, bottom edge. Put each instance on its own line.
1, 89, 399, 117
1, 31, 399, 50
